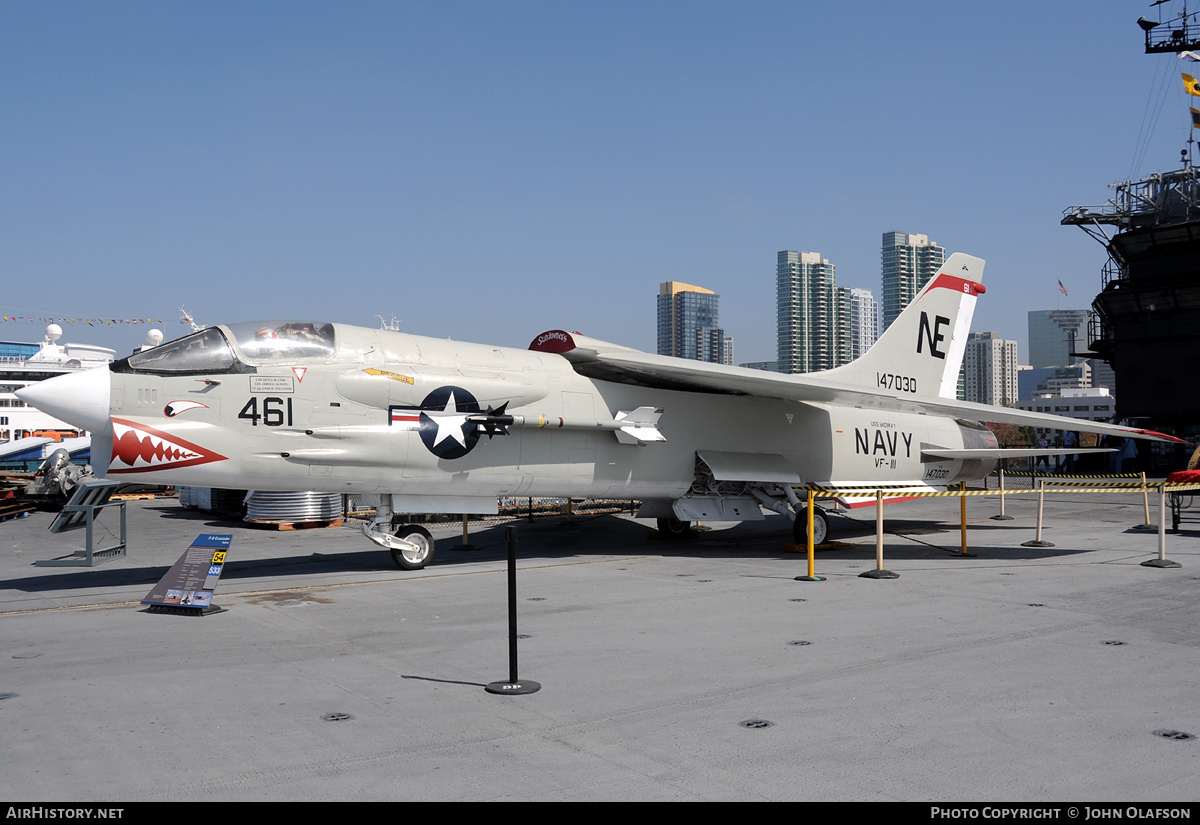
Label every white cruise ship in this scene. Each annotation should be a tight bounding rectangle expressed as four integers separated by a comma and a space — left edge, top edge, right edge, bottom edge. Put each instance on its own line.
0, 324, 116, 459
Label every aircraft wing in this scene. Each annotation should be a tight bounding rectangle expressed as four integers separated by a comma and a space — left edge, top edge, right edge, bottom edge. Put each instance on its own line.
544, 340, 1183, 444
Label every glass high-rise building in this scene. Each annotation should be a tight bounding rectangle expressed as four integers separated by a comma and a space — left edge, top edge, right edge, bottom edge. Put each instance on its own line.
1027, 309, 1090, 368
881, 231, 946, 331
777, 251, 878, 373
657, 281, 731, 363
777, 251, 836, 374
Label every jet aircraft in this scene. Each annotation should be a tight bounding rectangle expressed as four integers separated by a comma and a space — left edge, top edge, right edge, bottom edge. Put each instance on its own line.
18, 253, 1180, 570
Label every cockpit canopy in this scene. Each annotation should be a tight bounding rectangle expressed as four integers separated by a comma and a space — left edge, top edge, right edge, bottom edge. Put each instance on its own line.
120, 322, 336, 374
226, 321, 336, 360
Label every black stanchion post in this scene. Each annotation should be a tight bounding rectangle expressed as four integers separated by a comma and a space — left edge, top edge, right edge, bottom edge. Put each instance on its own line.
486, 525, 541, 695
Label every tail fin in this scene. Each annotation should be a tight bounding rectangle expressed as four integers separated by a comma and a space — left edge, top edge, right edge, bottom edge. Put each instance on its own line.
823, 252, 985, 398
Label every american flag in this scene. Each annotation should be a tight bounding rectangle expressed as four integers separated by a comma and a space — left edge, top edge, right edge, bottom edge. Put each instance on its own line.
1057, 279, 1069, 296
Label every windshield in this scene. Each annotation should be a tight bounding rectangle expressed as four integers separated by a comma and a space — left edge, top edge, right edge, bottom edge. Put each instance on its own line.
126, 328, 236, 373
226, 321, 336, 360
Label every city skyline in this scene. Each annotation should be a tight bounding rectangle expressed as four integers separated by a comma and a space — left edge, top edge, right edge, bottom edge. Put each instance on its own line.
650, 245, 1095, 382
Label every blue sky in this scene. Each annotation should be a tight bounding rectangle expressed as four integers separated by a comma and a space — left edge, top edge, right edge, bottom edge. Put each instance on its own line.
2, 1, 1192, 363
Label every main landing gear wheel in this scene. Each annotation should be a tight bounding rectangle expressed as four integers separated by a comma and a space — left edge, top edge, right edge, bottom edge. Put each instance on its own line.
388, 523, 435, 570
793, 507, 828, 546
656, 516, 692, 539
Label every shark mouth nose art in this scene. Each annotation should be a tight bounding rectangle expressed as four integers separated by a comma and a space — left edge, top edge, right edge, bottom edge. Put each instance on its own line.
109, 418, 228, 474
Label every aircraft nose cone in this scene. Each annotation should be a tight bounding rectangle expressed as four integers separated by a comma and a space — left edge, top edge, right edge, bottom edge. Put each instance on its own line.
15, 367, 112, 433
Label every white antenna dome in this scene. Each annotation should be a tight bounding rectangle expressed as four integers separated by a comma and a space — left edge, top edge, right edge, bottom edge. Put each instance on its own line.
145, 328, 164, 347
45, 323, 62, 342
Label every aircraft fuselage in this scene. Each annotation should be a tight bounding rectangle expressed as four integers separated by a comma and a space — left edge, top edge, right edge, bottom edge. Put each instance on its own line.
99, 322, 990, 505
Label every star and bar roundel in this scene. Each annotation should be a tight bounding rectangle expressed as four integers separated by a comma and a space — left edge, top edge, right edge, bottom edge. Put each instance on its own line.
388, 386, 506, 460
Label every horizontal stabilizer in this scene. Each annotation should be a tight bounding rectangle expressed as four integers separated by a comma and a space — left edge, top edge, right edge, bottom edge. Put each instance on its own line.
921, 447, 1115, 460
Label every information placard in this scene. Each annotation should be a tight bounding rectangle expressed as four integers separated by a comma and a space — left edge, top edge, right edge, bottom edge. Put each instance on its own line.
142, 534, 232, 611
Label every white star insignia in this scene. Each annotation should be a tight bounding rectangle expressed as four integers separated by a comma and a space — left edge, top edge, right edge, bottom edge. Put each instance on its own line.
429, 391, 471, 447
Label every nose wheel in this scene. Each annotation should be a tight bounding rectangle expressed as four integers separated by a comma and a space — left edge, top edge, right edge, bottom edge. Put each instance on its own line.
388, 523, 435, 570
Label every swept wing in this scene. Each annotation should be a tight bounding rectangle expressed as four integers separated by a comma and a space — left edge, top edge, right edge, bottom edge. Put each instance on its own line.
533, 251, 1180, 449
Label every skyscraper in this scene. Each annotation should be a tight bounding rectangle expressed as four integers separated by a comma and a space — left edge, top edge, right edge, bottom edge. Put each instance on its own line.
777, 251, 836, 373
696, 326, 734, 366
881, 231, 946, 330
777, 251, 879, 373
657, 281, 731, 363
845, 287, 880, 360
1027, 309, 1090, 368
964, 332, 1019, 406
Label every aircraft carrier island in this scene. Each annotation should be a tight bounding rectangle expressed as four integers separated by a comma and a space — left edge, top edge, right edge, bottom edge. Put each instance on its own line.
1064, 166, 1200, 460
1061, 4, 1200, 471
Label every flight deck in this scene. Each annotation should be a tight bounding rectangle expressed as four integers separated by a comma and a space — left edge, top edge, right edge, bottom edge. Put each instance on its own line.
1, 494, 1197, 801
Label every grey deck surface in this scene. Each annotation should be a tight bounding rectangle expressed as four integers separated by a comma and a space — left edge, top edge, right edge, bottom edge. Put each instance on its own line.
1, 491, 1197, 801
